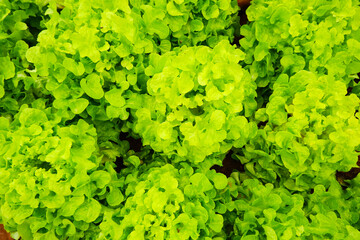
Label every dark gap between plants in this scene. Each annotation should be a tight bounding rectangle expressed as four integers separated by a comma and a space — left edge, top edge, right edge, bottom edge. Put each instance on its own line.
113, 133, 144, 172
347, 73, 360, 95
347, 87, 353, 95
24, 16, 43, 47
257, 121, 268, 128
336, 156, 360, 186
211, 150, 245, 177
232, 1, 251, 46
114, 156, 127, 173
355, 73, 360, 83
119, 132, 143, 152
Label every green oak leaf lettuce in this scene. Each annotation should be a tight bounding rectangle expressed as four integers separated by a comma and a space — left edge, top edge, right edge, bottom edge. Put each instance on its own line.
240, 0, 360, 91
0, 106, 123, 239
131, 40, 257, 163
99, 162, 230, 240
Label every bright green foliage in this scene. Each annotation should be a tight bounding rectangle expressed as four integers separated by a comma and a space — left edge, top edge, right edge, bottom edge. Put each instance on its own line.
225, 177, 309, 239
100, 163, 229, 240
20, 0, 240, 124
240, 0, 360, 90
0, 106, 110, 239
131, 0, 240, 48
345, 175, 360, 230
239, 71, 360, 190
222, 176, 360, 239
1, 0, 360, 239
132, 40, 257, 163
0, 0, 45, 115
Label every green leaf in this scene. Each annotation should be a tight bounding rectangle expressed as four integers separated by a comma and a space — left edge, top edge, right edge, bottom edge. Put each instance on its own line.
263, 226, 278, 240
159, 40, 172, 53
149, 20, 169, 39
281, 54, 305, 73
177, 71, 194, 94
41, 192, 65, 209
116, 0, 131, 13
0, 117, 10, 130
15, 21, 28, 30
106, 105, 126, 119
60, 196, 85, 217
212, 173, 228, 190
94, 0, 131, 13
106, 186, 124, 206
289, 14, 308, 37
69, 98, 89, 114
254, 42, 269, 61
196, 46, 211, 65
17, 222, 33, 240
90, 170, 111, 189
347, 39, 360, 60
209, 212, 223, 232
63, 58, 85, 76
71, 27, 100, 63
58, 219, 76, 236
266, 96, 287, 125
151, 191, 168, 212
345, 226, 360, 239
113, 43, 131, 58
25, 46, 40, 63
125, 155, 141, 168
0, 56, 15, 79
190, 20, 204, 32
0, 7, 10, 22
74, 198, 102, 223
160, 175, 179, 190
172, 213, 198, 239
166, 2, 183, 16
80, 73, 104, 99
0, 85, 4, 99
218, 0, 230, 10
190, 173, 213, 192
275, 131, 294, 148
210, 110, 226, 130
202, 5, 219, 19
19, 108, 48, 127
157, 122, 173, 140
105, 88, 125, 107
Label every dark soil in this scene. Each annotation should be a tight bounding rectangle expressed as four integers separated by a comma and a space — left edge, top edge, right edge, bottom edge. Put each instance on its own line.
232, 0, 251, 46
211, 150, 245, 177
336, 157, 360, 185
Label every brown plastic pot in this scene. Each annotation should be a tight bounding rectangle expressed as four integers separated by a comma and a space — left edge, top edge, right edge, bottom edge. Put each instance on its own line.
238, 0, 251, 7
0, 224, 12, 240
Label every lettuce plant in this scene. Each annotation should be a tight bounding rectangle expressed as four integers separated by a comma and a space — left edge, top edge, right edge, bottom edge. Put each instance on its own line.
130, 40, 257, 163
222, 175, 360, 239
0, 0, 46, 115
22, 0, 240, 123
0, 106, 106, 239
238, 71, 360, 190
100, 162, 229, 240
240, 0, 360, 90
